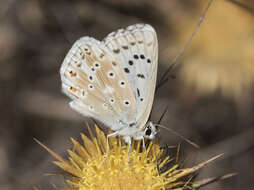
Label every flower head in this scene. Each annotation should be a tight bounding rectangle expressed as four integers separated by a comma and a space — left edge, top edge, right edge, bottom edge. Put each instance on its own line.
36, 124, 224, 190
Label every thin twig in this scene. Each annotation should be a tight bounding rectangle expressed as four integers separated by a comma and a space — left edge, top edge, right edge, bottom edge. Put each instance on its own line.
157, 0, 214, 90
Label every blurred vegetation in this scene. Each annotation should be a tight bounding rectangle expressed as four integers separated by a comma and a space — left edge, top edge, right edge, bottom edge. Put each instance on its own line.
0, 0, 254, 190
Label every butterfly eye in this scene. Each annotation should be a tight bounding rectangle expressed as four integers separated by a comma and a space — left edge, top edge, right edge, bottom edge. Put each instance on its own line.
145, 128, 152, 136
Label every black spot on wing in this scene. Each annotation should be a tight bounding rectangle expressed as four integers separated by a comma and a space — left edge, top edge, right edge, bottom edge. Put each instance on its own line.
128, 60, 134, 66
130, 41, 136, 46
113, 49, 120, 54
129, 122, 136, 127
140, 54, 145, 59
122, 45, 129, 50
137, 88, 140, 97
137, 74, 145, 79
124, 68, 130, 73
133, 54, 139, 59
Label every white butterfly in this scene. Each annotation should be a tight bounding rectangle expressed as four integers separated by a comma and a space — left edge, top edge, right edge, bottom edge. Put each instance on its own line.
60, 23, 158, 156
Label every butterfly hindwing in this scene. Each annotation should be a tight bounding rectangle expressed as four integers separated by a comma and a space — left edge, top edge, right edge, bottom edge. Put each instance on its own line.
60, 37, 137, 130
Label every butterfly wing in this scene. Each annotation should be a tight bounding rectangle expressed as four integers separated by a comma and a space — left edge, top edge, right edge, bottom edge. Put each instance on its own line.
60, 37, 137, 131
103, 24, 158, 128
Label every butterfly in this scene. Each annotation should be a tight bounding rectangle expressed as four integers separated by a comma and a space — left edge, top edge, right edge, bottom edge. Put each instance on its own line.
60, 23, 158, 157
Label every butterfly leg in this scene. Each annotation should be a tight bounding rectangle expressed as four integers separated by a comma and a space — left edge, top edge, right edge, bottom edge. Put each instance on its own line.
123, 136, 132, 168
142, 137, 147, 156
102, 131, 119, 164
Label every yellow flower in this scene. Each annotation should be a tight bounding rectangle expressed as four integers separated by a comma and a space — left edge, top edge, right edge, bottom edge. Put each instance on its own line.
36, 124, 224, 190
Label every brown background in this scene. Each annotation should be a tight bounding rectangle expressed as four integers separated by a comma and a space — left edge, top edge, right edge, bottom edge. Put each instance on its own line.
1, 0, 254, 189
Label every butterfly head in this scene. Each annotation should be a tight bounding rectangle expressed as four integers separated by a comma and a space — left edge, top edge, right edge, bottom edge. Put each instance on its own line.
144, 121, 158, 139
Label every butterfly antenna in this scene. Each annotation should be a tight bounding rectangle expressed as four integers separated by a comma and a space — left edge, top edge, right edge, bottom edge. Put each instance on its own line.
157, 105, 169, 124
157, 0, 214, 90
155, 124, 200, 149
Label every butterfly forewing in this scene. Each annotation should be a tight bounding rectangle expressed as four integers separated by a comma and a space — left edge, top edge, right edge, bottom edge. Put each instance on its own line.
60, 37, 137, 130
103, 24, 158, 128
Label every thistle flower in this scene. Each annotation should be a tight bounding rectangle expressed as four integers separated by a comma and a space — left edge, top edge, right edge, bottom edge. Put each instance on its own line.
36, 124, 227, 190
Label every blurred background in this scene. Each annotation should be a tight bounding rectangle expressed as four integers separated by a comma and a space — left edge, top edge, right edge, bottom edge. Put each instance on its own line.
1, 0, 254, 189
